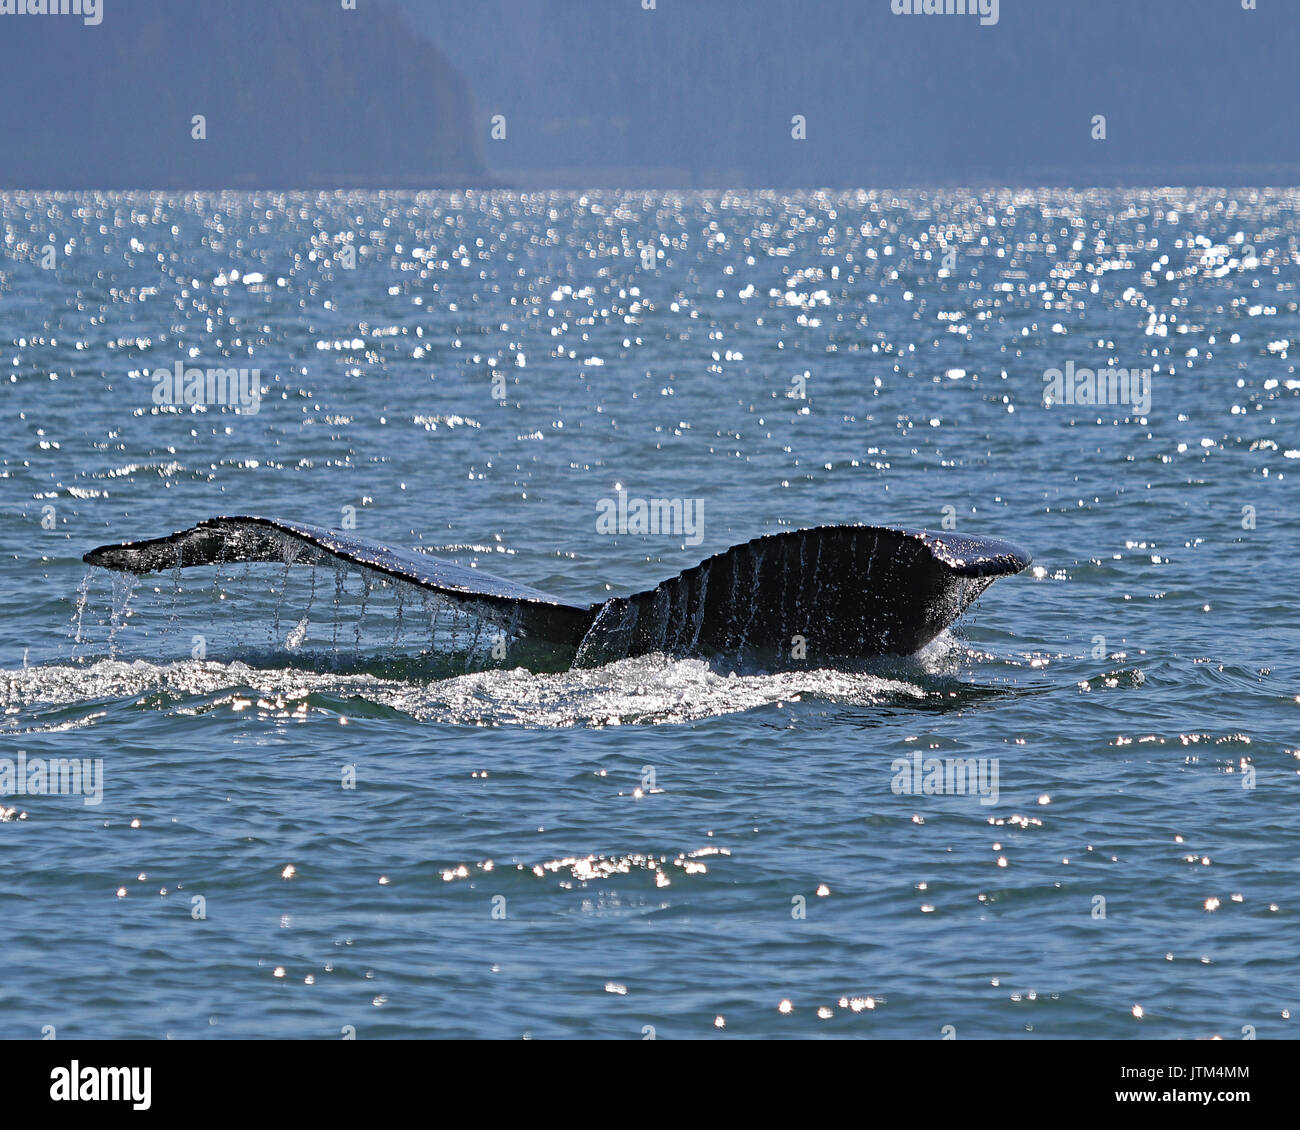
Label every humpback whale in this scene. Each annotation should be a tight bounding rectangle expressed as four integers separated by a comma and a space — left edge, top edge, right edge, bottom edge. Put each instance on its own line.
83, 517, 1031, 665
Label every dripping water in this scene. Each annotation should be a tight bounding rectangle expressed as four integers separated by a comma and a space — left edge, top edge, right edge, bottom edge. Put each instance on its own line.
106, 572, 138, 657
70, 567, 93, 651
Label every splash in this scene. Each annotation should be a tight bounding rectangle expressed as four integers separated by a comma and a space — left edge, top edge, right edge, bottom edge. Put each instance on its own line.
0, 652, 935, 731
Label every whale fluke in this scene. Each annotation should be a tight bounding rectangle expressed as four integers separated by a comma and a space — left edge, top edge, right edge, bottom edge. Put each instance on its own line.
83, 517, 1030, 663
573, 525, 1030, 665
82, 516, 593, 646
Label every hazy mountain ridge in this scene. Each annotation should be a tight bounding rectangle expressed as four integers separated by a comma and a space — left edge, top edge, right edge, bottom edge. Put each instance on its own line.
0, 0, 1294, 188
0, 0, 485, 188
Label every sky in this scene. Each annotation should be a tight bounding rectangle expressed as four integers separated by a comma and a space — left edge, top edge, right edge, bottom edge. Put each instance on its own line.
404, 0, 1300, 186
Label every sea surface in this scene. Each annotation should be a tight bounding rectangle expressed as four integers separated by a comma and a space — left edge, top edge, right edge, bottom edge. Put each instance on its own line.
0, 189, 1296, 1040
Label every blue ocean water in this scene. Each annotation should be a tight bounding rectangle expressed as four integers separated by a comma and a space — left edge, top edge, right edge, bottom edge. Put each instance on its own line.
0, 190, 1296, 1040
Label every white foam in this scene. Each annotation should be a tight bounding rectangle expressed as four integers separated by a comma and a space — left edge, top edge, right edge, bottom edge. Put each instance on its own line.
0, 653, 930, 730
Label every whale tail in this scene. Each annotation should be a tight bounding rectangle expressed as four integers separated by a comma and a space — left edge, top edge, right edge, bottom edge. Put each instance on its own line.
83, 517, 1030, 664
572, 525, 1029, 665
